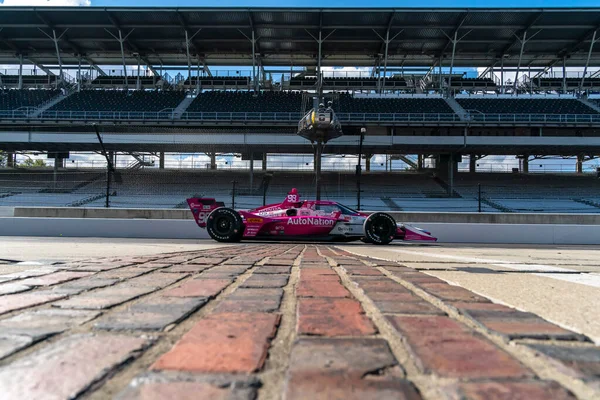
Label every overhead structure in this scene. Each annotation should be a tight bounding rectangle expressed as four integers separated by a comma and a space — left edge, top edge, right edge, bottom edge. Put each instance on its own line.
1, 7, 600, 68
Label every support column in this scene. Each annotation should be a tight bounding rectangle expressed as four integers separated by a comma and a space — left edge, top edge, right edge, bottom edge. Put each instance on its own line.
210, 153, 216, 170
249, 153, 254, 192
185, 30, 192, 86
521, 155, 529, 173
159, 152, 165, 169
317, 29, 322, 96
365, 154, 371, 171
77, 55, 82, 92
6, 153, 15, 168
418, 154, 424, 171
262, 153, 267, 170
514, 31, 527, 93
580, 30, 598, 92
469, 154, 477, 173
52, 29, 64, 87
500, 56, 504, 94
118, 29, 128, 90
18, 54, 23, 90
447, 30, 458, 96
562, 56, 567, 93
136, 54, 141, 90
576, 155, 584, 174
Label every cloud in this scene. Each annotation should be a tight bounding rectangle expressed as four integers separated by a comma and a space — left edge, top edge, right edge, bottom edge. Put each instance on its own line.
0, 0, 91, 5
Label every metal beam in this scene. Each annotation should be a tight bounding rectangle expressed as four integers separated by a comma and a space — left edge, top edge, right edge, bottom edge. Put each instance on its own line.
514, 31, 527, 92
580, 30, 598, 91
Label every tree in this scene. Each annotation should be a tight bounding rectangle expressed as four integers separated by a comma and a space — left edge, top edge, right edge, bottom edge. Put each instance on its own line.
20, 158, 46, 168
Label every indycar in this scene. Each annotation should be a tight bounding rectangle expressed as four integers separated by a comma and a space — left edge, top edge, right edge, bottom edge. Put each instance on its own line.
187, 188, 437, 245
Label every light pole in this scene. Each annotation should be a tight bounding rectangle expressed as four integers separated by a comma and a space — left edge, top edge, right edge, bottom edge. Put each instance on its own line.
357, 127, 366, 210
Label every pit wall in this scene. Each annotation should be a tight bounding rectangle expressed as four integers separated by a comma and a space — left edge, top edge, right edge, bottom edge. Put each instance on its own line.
1, 207, 599, 244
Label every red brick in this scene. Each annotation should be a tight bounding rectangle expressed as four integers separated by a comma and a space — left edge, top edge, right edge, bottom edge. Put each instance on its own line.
241, 274, 289, 288
187, 257, 226, 265
452, 302, 515, 311
374, 301, 445, 315
214, 298, 281, 313
300, 269, 337, 280
418, 283, 490, 302
463, 309, 586, 340
366, 291, 422, 302
255, 265, 292, 274
54, 286, 154, 309
0, 291, 66, 315
160, 265, 212, 273
0, 309, 100, 339
152, 313, 280, 373
526, 344, 600, 380
386, 316, 533, 378
0, 334, 147, 400
296, 280, 350, 298
17, 271, 93, 287
298, 298, 376, 336
459, 381, 576, 400
161, 279, 232, 298
357, 281, 411, 293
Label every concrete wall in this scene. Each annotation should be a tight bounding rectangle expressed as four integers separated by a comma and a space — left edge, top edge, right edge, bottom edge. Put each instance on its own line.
1, 217, 599, 245
13, 207, 600, 225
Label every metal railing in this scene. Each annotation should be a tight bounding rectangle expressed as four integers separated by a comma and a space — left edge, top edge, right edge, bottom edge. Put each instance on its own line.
1, 109, 600, 124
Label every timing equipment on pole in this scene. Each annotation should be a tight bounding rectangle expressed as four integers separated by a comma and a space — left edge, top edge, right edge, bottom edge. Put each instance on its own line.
297, 100, 343, 200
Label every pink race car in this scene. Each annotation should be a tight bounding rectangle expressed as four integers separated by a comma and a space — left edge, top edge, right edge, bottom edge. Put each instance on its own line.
187, 188, 437, 245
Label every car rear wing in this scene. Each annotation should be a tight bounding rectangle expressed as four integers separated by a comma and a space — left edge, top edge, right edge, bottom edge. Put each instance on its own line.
187, 198, 225, 228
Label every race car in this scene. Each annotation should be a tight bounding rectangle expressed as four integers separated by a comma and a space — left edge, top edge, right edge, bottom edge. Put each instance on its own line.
186, 188, 437, 245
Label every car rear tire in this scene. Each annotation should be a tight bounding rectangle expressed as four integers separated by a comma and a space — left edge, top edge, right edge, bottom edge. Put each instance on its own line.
363, 212, 396, 245
206, 208, 244, 242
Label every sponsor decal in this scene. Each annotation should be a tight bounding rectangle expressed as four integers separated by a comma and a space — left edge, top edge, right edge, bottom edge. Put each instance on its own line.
247, 217, 263, 223
202, 205, 212, 210
287, 217, 335, 226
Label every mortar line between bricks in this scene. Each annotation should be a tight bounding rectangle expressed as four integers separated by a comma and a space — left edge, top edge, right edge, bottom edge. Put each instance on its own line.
84, 257, 271, 400
328, 254, 452, 400
374, 265, 600, 400
256, 245, 305, 400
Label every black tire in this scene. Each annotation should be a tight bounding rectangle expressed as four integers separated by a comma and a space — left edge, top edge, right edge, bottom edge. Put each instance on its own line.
206, 207, 244, 242
363, 212, 396, 245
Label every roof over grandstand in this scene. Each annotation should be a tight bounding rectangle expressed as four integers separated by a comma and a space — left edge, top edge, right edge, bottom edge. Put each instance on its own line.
1, 7, 600, 68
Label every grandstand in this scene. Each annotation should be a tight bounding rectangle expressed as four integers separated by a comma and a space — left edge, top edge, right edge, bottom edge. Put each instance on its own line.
1, 7, 600, 213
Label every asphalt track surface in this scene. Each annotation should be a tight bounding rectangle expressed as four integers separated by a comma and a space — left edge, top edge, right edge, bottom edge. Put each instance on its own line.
0, 237, 599, 399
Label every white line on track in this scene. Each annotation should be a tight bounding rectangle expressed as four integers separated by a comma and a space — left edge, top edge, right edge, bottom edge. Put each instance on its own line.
389, 249, 600, 289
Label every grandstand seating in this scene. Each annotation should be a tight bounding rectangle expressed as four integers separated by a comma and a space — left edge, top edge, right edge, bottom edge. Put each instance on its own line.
186, 91, 303, 113
48, 90, 185, 112
0, 74, 57, 87
456, 98, 598, 114
183, 77, 250, 87
337, 94, 455, 114
535, 78, 600, 89
447, 78, 497, 88
91, 76, 159, 86
0, 89, 60, 110
289, 76, 409, 89
1, 169, 599, 213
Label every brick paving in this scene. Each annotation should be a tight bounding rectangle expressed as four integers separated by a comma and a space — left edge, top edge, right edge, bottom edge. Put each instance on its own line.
0, 244, 598, 399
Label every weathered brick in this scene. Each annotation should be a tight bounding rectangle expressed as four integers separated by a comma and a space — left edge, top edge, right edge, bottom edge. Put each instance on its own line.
0, 267, 58, 281
163, 278, 231, 298
66, 264, 131, 272
386, 316, 533, 378
0, 309, 100, 339
395, 274, 447, 285
373, 301, 445, 315
186, 257, 226, 265
298, 298, 376, 336
463, 309, 586, 340
50, 277, 120, 295
296, 280, 350, 298
0, 334, 147, 400
18, 271, 94, 287
342, 267, 383, 276
201, 265, 249, 276
255, 265, 292, 274
54, 286, 154, 309
527, 344, 600, 380
136, 263, 173, 269
418, 283, 491, 302
357, 281, 413, 294
286, 338, 420, 400
299, 262, 332, 269
160, 265, 212, 273
124, 273, 188, 289
214, 288, 284, 313
115, 372, 259, 400
299, 269, 338, 280
459, 380, 577, 400
0, 336, 33, 360
95, 296, 207, 331
0, 291, 66, 315
152, 313, 280, 373
366, 291, 423, 302
241, 274, 289, 288
95, 267, 153, 280
0, 283, 31, 296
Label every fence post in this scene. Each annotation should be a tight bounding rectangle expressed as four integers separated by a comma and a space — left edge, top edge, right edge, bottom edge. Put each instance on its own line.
478, 183, 482, 213
231, 180, 237, 208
